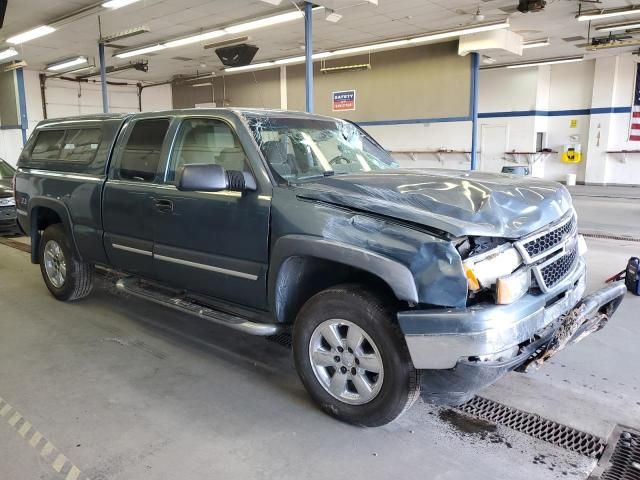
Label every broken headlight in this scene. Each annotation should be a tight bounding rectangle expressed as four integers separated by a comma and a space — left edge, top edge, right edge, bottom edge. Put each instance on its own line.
462, 243, 530, 305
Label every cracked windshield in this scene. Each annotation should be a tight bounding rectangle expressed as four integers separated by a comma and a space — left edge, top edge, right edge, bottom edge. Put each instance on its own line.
246, 116, 398, 182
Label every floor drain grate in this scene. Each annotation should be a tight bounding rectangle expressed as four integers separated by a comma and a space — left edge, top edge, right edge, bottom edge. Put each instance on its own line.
590, 427, 640, 480
580, 232, 640, 243
459, 396, 607, 458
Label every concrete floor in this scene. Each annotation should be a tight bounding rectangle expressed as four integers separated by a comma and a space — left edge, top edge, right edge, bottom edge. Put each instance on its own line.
0, 193, 639, 480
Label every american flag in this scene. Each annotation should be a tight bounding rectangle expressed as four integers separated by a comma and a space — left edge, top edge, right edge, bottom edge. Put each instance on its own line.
631, 62, 640, 141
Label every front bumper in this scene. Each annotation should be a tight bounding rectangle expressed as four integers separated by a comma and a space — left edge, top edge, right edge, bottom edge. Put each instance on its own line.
397, 258, 626, 405
0, 205, 17, 231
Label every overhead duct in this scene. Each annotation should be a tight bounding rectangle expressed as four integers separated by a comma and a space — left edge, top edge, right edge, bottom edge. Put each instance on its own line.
458, 29, 523, 57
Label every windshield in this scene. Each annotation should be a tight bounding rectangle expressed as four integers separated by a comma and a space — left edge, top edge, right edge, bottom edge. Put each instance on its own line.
0, 160, 15, 179
246, 115, 398, 183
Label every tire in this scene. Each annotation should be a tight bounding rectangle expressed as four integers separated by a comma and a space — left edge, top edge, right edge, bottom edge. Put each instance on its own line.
39, 224, 93, 301
293, 284, 421, 427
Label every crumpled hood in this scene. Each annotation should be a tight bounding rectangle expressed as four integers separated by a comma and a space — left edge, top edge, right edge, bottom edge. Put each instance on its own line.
295, 169, 573, 238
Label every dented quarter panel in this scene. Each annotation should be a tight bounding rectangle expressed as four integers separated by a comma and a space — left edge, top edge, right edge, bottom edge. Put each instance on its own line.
296, 169, 573, 238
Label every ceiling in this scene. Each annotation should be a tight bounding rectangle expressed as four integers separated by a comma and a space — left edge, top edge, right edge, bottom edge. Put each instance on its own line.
2, 0, 640, 82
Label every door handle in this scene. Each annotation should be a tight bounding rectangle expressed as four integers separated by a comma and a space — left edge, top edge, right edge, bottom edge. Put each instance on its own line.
154, 199, 174, 213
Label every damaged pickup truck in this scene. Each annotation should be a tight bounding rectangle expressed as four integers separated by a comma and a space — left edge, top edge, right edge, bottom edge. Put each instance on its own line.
14, 109, 626, 427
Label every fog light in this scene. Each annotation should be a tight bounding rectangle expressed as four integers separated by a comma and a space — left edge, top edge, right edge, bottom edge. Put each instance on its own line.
496, 268, 531, 305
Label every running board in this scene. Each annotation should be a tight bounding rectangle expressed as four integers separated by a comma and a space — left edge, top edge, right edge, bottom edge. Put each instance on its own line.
115, 278, 282, 336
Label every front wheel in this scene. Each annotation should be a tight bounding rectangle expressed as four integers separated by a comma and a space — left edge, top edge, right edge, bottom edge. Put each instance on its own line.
39, 224, 94, 301
293, 284, 420, 427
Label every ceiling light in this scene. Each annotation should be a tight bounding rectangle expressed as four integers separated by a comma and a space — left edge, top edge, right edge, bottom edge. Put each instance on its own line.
165, 30, 226, 48
258, 0, 283, 4
191, 82, 214, 87
102, 26, 150, 43
577, 7, 640, 21
0, 47, 18, 61
505, 56, 584, 69
204, 36, 250, 49
102, 0, 140, 9
224, 21, 509, 74
225, 10, 306, 34
226, 61, 275, 73
7, 25, 56, 44
115, 44, 165, 58
523, 38, 550, 49
595, 21, 640, 32
325, 10, 343, 23
47, 56, 88, 71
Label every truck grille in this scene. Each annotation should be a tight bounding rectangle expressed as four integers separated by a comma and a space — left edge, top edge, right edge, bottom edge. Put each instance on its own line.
538, 247, 578, 291
520, 213, 576, 261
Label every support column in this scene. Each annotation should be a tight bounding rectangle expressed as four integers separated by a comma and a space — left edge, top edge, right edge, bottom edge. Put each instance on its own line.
15, 68, 28, 146
469, 52, 480, 170
585, 56, 620, 185
280, 65, 288, 110
304, 1, 313, 113
99, 41, 109, 113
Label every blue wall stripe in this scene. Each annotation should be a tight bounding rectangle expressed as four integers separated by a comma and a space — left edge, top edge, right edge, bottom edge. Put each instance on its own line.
358, 106, 633, 126
358, 116, 471, 126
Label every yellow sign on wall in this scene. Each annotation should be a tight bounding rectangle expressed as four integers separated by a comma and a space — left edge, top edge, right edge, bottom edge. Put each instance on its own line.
570, 119, 578, 128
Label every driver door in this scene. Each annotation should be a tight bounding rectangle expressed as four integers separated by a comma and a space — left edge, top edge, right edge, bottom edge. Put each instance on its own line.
151, 117, 271, 309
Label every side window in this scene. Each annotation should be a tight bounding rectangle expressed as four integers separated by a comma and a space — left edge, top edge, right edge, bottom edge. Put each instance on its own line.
59, 129, 103, 163
32, 130, 65, 160
166, 118, 249, 182
118, 118, 170, 182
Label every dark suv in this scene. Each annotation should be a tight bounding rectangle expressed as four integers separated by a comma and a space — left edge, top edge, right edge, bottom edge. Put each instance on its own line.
0, 159, 18, 234
14, 109, 626, 426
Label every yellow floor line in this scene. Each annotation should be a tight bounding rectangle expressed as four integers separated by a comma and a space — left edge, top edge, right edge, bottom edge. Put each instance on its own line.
0, 396, 86, 480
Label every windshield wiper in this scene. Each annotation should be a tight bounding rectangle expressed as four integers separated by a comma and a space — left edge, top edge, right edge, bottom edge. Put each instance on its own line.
297, 171, 335, 181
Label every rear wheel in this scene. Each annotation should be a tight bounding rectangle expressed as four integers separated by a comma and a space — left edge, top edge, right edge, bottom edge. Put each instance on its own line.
39, 224, 93, 301
293, 284, 420, 427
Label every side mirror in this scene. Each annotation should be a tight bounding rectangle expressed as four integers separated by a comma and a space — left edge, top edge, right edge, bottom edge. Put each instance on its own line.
176, 163, 257, 193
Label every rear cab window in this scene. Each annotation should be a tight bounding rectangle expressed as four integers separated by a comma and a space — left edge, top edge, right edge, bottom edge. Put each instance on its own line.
20, 117, 127, 175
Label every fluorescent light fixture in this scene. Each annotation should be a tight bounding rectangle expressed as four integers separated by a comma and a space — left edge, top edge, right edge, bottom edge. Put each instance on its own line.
115, 44, 166, 58
102, 26, 150, 43
226, 61, 275, 72
259, 0, 283, 4
102, 0, 140, 8
595, 21, 640, 32
165, 30, 227, 48
275, 55, 306, 65
191, 82, 213, 87
0, 48, 18, 61
224, 20, 510, 74
47, 56, 88, 71
505, 56, 584, 69
7, 25, 56, 44
225, 10, 305, 34
334, 39, 410, 56
577, 7, 640, 21
523, 38, 550, 49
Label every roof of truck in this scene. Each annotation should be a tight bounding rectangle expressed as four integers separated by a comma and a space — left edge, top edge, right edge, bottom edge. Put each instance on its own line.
35, 108, 340, 129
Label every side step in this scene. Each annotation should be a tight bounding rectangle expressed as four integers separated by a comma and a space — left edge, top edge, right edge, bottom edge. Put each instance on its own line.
116, 277, 282, 336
